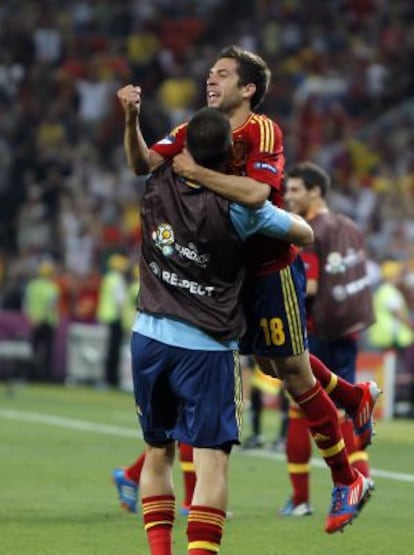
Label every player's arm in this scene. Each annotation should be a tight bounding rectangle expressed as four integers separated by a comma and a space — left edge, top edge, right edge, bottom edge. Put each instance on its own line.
173, 149, 269, 208
231, 201, 314, 247
124, 113, 164, 175
283, 213, 314, 246
117, 84, 165, 175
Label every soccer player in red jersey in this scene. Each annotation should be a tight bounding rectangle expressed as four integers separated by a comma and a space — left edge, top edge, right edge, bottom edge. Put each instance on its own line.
117, 45, 378, 536
279, 161, 381, 517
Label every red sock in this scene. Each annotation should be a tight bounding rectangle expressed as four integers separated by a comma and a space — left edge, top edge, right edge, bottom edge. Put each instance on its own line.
187, 505, 225, 554
125, 452, 146, 483
286, 406, 311, 505
309, 354, 362, 412
147, 528, 173, 555
340, 415, 371, 478
293, 382, 356, 485
179, 443, 196, 508
142, 495, 175, 555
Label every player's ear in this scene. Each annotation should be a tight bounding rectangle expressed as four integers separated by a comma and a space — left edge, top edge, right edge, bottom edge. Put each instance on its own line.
242, 83, 256, 100
309, 185, 322, 200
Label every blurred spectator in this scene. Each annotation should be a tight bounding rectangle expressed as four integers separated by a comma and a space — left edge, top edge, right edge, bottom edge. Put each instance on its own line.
72, 269, 101, 323
368, 260, 414, 416
122, 262, 140, 334
23, 259, 60, 381
96, 253, 129, 387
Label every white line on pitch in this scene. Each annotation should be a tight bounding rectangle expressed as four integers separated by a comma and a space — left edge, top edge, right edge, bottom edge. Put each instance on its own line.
1, 408, 414, 484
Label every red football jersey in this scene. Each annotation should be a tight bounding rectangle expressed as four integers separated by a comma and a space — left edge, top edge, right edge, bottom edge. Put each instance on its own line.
300, 249, 320, 332
151, 113, 298, 275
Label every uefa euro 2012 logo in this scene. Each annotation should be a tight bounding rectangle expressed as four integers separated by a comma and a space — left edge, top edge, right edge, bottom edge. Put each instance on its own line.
152, 222, 175, 256
325, 251, 346, 274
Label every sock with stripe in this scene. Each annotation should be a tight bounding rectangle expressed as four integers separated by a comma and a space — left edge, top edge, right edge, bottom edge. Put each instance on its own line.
142, 495, 175, 555
340, 415, 371, 478
292, 381, 356, 485
286, 406, 312, 505
125, 452, 146, 483
187, 505, 226, 554
179, 442, 196, 510
309, 354, 362, 412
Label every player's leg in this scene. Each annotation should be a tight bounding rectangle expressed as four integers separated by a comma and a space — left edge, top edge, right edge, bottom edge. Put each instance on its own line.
247, 258, 374, 533
131, 332, 179, 554
170, 348, 242, 554
112, 452, 145, 513
240, 355, 264, 448
179, 442, 197, 515
140, 442, 176, 555
270, 386, 289, 453
309, 335, 371, 478
279, 404, 313, 517
187, 447, 229, 555
309, 353, 381, 449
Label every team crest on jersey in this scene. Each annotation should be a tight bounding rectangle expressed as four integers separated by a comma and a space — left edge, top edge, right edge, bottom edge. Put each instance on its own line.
231, 140, 248, 168
152, 223, 175, 256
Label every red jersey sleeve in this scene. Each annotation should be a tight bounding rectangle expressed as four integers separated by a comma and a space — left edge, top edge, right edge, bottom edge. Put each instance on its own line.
244, 114, 285, 207
150, 123, 187, 160
301, 249, 320, 282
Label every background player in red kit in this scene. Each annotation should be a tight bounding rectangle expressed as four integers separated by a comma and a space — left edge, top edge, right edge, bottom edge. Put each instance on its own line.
280, 161, 380, 517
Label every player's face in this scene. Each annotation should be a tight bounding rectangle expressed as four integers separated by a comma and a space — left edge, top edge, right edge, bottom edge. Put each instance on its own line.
284, 177, 311, 217
206, 57, 246, 114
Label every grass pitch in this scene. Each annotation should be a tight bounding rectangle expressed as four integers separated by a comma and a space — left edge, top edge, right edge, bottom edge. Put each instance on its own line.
1, 383, 414, 555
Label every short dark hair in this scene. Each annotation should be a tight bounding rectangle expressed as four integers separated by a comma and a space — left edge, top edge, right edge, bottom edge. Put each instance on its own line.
217, 45, 271, 111
186, 107, 232, 170
286, 161, 331, 197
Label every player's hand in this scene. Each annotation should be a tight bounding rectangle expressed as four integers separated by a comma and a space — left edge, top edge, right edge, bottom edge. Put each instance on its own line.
173, 148, 198, 179
117, 84, 142, 117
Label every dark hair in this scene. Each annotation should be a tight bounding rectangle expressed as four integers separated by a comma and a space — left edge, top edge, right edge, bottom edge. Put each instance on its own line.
217, 45, 271, 110
286, 161, 331, 197
186, 107, 232, 170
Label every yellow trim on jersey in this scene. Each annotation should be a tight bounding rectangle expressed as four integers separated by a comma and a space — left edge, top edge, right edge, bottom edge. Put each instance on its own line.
252, 114, 275, 152
180, 461, 195, 472
287, 463, 311, 474
280, 267, 304, 355
188, 541, 220, 553
319, 438, 345, 458
170, 122, 187, 137
324, 372, 338, 395
288, 406, 305, 418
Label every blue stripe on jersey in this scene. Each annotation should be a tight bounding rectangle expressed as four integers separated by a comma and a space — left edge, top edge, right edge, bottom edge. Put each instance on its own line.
132, 312, 238, 351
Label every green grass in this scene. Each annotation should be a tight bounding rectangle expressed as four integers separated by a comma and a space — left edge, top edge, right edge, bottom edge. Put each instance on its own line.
1, 384, 414, 554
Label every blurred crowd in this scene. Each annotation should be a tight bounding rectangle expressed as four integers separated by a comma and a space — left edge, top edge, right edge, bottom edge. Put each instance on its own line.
0, 0, 413, 392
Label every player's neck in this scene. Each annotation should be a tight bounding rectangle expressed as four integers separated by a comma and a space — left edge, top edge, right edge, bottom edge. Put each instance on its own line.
228, 105, 252, 130
306, 202, 329, 221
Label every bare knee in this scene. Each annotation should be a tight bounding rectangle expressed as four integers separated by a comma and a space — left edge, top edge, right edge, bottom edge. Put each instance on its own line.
145, 442, 176, 474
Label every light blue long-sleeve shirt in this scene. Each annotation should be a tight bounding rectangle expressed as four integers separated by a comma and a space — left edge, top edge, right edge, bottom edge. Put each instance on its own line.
133, 201, 294, 350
